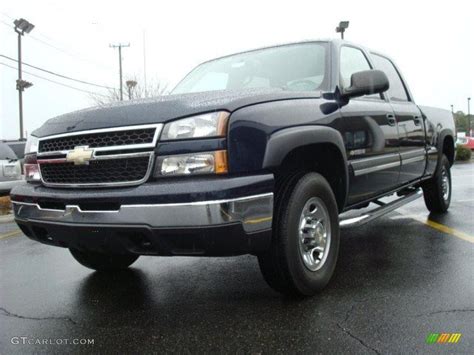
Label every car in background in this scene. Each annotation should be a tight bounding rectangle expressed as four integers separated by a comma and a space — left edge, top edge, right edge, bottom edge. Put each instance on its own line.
456, 136, 474, 150
0, 143, 23, 196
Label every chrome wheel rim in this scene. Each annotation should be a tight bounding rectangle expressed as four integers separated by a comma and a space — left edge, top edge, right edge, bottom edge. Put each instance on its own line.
298, 197, 331, 271
441, 168, 450, 201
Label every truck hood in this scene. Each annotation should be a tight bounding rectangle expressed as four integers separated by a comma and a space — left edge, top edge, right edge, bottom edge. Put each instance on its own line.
33, 88, 321, 137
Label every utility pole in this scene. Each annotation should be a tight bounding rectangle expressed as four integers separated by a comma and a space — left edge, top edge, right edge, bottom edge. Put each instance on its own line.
109, 43, 130, 101
13, 18, 34, 140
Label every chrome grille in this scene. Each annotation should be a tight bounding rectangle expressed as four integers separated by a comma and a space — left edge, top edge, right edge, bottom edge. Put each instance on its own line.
37, 124, 162, 187
38, 127, 156, 153
40, 156, 151, 185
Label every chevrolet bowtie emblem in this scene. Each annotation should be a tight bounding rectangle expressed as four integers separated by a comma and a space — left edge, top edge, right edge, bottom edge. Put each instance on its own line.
66, 146, 94, 165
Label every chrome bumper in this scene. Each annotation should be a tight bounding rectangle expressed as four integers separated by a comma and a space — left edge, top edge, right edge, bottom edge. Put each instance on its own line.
12, 193, 273, 233
0, 178, 23, 193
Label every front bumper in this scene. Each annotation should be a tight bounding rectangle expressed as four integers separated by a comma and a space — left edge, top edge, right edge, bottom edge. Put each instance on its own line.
11, 175, 274, 256
0, 178, 23, 196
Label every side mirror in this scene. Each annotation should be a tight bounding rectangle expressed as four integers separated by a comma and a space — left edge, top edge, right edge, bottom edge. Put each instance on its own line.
342, 70, 389, 99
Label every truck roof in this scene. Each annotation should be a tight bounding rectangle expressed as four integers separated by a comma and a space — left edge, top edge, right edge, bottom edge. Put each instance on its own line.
198, 39, 390, 66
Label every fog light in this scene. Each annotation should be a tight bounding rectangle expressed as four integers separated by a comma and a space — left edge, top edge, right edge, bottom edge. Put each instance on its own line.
154, 150, 228, 177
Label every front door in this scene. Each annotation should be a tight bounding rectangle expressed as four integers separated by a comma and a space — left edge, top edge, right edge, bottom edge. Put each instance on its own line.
338, 46, 400, 206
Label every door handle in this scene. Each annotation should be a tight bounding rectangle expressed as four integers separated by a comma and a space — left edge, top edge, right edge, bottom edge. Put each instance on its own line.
386, 114, 396, 126
413, 115, 422, 126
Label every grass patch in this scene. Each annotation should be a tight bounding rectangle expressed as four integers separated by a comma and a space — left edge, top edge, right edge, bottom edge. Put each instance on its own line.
0, 196, 12, 214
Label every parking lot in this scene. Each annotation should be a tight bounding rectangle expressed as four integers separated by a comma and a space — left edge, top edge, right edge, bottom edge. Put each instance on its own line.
0, 162, 473, 354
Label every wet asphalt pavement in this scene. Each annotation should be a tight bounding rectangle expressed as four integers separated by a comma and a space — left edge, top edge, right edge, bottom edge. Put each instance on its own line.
0, 163, 473, 354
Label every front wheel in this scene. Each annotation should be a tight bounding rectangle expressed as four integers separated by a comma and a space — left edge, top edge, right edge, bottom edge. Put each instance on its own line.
258, 172, 340, 296
422, 154, 452, 213
70, 248, 139, 271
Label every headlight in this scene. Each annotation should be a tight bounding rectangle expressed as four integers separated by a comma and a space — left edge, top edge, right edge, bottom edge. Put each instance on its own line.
161, 112, 229, 140
24, 135, 39, 154
154, 150, 228, 177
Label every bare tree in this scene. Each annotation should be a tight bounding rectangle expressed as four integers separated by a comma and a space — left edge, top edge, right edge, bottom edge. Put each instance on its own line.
90, 76, 169, 106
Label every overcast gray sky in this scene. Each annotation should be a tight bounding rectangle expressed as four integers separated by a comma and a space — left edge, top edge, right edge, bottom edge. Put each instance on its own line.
1, 0, 473, 139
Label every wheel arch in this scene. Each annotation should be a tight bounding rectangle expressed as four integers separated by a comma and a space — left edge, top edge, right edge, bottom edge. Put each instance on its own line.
263, 126, 348, 212
437, 129, 455, 167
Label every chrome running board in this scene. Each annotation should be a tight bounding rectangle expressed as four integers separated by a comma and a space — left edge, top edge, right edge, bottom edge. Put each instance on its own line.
339, 189, 422, 228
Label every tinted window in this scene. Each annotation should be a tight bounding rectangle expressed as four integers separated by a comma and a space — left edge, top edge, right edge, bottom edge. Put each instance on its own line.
371, 54, 409, 101
340, 46, 371, 88
173, 43, 327, 94
0, 143, 17, 160
7, 142, 26, 159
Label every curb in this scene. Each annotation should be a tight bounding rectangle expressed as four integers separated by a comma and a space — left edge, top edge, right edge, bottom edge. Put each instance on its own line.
0, 214, 14, 223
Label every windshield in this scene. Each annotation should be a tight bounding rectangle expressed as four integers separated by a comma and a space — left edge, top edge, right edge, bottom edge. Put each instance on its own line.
172, 42, 328, 94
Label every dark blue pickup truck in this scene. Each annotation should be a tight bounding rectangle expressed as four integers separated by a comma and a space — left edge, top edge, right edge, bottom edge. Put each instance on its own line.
11, 40, 455, 296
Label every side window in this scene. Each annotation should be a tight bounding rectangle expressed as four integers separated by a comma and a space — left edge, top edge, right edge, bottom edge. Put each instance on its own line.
340, 46, 371, 88
371, 54, 409, 102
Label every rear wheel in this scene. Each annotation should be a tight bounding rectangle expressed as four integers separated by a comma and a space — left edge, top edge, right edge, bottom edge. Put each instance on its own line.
422, 154, 451, 213
258, 172, 340, 296
70, 248, 139, 271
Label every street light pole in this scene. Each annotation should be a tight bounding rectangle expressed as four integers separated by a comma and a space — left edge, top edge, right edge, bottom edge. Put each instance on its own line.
17, 30, 23, 139
13, 18, 34, 140
336, 21, 349, 40
110, 43, 130, 101
468, 97, 471, 136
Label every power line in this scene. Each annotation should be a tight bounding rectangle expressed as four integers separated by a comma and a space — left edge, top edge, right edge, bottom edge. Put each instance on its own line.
0, 62, 109, 98
0, 18, 13, 28
110, 43, 130, 101
28, 34, 113, 71
0, 54, 116, 90
1, 14, 114, 73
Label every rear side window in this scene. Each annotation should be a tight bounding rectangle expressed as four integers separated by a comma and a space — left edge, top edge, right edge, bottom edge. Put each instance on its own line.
340, 46, 371, 88
371, 54, 409, 102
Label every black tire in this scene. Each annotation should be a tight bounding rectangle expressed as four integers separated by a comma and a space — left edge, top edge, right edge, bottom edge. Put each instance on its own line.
422, 154, 451, 213
258, 172, 340, 296
70, 248, 139, 271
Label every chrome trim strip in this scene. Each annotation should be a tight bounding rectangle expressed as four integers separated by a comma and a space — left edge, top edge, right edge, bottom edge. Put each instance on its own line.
400, 148, 426, 159
91, 151, 152, 160
36, 158, 68, 164
353, 161, 400, 176
350, 153, 401, 177
37, 123, 163, 157
351, 153, 400, 165
39, 152, 155, 188
12, 193, 274, 233
401, 156, 425, 165
37, 151, 152, 162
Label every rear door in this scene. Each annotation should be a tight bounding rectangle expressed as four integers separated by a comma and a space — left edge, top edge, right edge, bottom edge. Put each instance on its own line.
338, 46, 401, 206
370, 54, 426, 184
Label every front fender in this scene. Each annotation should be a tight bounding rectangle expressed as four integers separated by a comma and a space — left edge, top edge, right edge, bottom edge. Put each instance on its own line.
262, 125, 347, 168
263, 125, 349, 210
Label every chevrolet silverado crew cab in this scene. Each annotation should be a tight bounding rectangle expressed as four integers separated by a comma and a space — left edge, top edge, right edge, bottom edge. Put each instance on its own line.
11, 40, 455, 296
